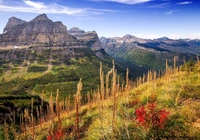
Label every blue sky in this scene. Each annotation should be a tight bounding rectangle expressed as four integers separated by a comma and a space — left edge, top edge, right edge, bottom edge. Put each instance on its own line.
0, 0, 199, 39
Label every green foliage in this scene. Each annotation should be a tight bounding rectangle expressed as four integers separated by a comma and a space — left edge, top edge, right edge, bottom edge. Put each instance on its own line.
27, 65, 48, 72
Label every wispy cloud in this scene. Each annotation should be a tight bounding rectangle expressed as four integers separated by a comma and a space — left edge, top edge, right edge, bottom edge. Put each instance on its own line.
89, 0, 151, 4
177, 1, 193, 5
148, 3, 170, 8
0, 0, 116, 16
23, 0, 46, 9
165, 9, 179, 15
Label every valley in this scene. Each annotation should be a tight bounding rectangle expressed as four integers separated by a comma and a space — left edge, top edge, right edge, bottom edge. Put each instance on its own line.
101, 35, 200, 69
0, 13, 200, 139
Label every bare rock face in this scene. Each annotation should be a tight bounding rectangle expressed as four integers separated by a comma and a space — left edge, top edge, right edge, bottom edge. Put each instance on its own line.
68, 27, 85, 38
0, 14, 78, 47
68, 27, 103, 51
3, 17, 26, 33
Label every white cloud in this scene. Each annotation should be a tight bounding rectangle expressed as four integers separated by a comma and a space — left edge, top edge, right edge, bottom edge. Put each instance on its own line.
90, 0, 151, 4
147, 3, 170, 8
0, 0, 116, 16
177, 1, 193, 5
23, 0, 46, 9
165, 9, 179, 15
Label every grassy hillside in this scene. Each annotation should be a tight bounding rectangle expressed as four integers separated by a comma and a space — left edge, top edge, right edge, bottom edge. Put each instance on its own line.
0, 46, 148, 132
102, 39, 196, 70
1, 58, 200, 139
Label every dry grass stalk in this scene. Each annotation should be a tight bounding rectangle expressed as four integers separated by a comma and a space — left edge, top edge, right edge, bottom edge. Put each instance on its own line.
175, 85, 183, 107
67, 95, 71, 117
166, 59, 168, 76
143, 73, 145, 84
4, 120, 9, 140
75, 78, 82, 140
24, 109, 29, 140
112, 60, 117, 131
100, 62, 105, 105
56, 89, 62, 131
174, 56, 177, 73
41, 90, 44, 115
106, 69, 112, 98
31, 113, 35, 140
49, 93, 54, 119
154, 71, 157, 82
117, 75, 120, 94
125, 68, 129, 91
31, 98, 33, 116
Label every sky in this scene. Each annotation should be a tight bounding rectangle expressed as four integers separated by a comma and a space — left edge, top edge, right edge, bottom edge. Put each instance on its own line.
0, 0, 199, 39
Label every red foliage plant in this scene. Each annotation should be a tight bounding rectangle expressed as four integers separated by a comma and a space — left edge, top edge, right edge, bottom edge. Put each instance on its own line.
135, 103, 169, 129
46, 129, 64, 140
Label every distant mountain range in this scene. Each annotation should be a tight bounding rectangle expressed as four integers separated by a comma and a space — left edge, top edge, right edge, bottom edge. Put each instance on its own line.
0, 13, 199, 73
100, 34, 200, 69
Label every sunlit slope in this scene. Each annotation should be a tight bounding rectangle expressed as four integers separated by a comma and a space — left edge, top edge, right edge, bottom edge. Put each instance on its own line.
10, 59, 200, 140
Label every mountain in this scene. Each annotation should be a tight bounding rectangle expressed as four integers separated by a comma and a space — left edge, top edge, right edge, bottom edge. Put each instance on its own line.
0, 14, 78, 48
3, 17, 26, 33
0, 14, 148, 106
156, 36, 170, 41
100, 35, 199, 69
68, 27, 103, 52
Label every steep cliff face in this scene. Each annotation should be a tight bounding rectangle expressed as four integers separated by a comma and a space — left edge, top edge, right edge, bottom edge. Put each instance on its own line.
3, 17, 26, 33
0, 14, 78, 47
68, 27, 103, 51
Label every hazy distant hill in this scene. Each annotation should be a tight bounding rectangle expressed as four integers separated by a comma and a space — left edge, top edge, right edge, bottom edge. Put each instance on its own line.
100, 35, 199, 69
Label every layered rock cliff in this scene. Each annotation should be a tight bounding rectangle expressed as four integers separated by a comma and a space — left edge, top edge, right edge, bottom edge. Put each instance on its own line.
68, 27, 103, 51
0, 14, 78, 47
3, 17, 26, 33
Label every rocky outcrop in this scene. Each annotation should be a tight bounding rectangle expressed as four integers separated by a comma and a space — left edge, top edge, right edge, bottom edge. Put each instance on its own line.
0, 14, 79, 47
68, 27, 85, 38
68, 27, 103, 51
3, 17, 26, 33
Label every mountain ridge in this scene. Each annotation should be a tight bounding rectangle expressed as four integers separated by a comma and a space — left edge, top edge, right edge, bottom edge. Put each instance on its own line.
0, 14, 78, 48
100, 34, 199, 69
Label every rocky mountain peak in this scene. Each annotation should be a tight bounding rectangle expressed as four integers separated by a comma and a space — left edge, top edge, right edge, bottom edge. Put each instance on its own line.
26, 14, 68, 34
68, 27, 102, 51
156, 37, 170, 41
122, 34, 134, 40
32, 13, 49, 21
0, 14, 79, 47
68, 27, 85, 34
3, 17, 26, 33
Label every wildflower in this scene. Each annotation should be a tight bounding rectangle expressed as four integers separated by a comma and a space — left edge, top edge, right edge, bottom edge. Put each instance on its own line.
135, 106, 146, 125
55, 129, 63, 140
147, 103, 156, 111
135, 103, 169, 129
46, 134, 53, 140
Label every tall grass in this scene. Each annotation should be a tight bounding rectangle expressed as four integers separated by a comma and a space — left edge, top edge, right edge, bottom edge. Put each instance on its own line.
3, 59, 200, 139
